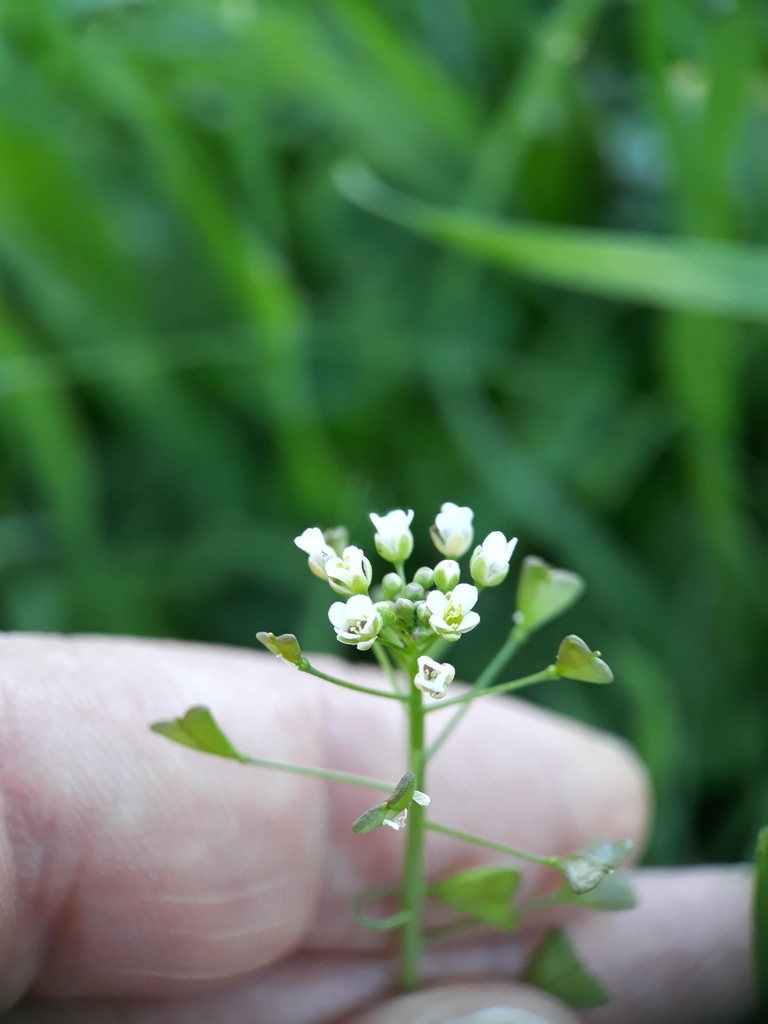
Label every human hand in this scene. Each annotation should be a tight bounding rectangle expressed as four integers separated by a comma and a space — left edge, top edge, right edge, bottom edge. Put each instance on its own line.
0, 634, 753, 1023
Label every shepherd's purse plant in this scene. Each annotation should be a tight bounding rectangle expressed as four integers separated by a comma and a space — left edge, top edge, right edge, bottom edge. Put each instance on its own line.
152, 503, 635, 1010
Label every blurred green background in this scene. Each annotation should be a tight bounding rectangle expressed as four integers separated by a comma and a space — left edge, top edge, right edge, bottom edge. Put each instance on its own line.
1, 0, 768, 869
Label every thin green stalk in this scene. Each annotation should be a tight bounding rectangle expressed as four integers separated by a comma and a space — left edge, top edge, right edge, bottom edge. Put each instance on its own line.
373, 641, 405, 694
427, 626, 527, 757
300, 661, 407, 701
399, 657, 426, 990
240, 755, 393, 793
425, 667, 555, 714
425, 820, 558, 869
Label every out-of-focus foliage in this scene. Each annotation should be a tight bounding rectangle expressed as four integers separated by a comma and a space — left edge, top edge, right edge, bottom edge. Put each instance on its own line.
1, 0, 768, 869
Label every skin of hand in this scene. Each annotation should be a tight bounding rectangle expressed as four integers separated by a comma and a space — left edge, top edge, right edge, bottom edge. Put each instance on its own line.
0, 634, 754, 1024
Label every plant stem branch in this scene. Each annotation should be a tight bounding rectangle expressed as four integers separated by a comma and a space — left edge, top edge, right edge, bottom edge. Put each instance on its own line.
425, 820, 558, 869
426, 626, 527, 757
399, 658, 426, 990
424, 667, 555, 714
240, 754, 393, 792
300, 661, 407, 701
373, 642, 405, 694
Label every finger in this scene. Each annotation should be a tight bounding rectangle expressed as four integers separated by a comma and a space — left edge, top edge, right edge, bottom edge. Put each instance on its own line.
351, 983, 578, 1024
573, 866, 754, 1023
0, 635, 648, 1005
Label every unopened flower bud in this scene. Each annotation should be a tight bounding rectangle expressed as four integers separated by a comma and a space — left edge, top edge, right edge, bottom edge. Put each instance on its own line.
413, 566, 434, 589
470, 531, 517, 587
433, 559, 460, 593
382, 572, 403, 601
416, 601, 432, 626
370, 509, 414, 564
374, 600, 397, 627
404, 581, 425, 602
387, 770, 417, 811
256, 631, 303, 666
395, 597, 415, 626
430, 501, 474, 558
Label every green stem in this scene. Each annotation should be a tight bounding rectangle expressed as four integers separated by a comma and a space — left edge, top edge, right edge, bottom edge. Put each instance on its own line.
239, 754, 393, 793
425, 820, 558, 869
373, 642, 405, 694
399, 658, 426, 990
300, 661, 407, 701
424, 667, 555, 714
426, 625, 527, 758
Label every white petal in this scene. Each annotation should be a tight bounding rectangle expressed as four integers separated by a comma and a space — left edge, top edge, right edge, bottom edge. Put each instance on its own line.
458, 610, 481, 632
295, 527, 326, 554
328, 602, 350, 628
451, 583, 479, 611
413, 790, 431, 806
345, 594, 374, 617
425, 590, 447, 616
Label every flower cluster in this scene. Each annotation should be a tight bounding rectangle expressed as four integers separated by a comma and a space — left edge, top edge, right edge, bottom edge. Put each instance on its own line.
293, 503, 517, 701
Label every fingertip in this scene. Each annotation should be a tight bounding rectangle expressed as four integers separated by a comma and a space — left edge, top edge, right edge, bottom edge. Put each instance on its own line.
351, 983, 579, 1024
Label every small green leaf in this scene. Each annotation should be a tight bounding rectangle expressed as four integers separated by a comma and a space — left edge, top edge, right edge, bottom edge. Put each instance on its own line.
516, 557, 585, 635
555, 635, 613, 683
755, 826, 768, 1006
525, 929, 609, 1009
151, 706, 244, 761
352, 802, 389, 834
558, 839, 633, 894
569, 871, 636, 911
429, 866, 520, 930
256, 631, 304, 665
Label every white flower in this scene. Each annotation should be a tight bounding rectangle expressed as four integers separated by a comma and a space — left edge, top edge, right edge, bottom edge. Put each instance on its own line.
414, 655, 456, 699
413, 790, 430, 806
328, 594, 383, 651
383, 809, 408, 830
470, 531, 518, 588
295, 527, 337, 581
369, 508, 414, 564
430, 502, 474, 558
425, 583, 480, 641
325, 545, 372, 597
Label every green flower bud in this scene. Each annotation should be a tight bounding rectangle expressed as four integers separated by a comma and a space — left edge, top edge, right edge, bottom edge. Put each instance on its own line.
373, 600, 398, 627
555, 635, 613, 683
433, 559, 460, 593
256, 631, 304, 666
395, 597, 416, 626
352, 802, 389, 834
413, 566, 434, 590
404, 581, 425, 602
416, 601, 432, 626
382, 572, 404, 601
515, 555, 584, 634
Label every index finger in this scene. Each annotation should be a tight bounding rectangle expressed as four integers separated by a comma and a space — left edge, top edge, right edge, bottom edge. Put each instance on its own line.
0, 634, 648, 1007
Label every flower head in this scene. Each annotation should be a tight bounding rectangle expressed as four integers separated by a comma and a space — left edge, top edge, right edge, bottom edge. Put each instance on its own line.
470, 531, 518, 588
414, 655, 455, 699
425, 583, 480, 641
325, 545, 373, 597
328, 594, 383, 651
430, 502, 474, 558
370, 508, 414, 564
295, 527, 337, 581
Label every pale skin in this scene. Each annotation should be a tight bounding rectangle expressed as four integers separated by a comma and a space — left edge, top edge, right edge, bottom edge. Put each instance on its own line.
0, 634, 754, 1023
